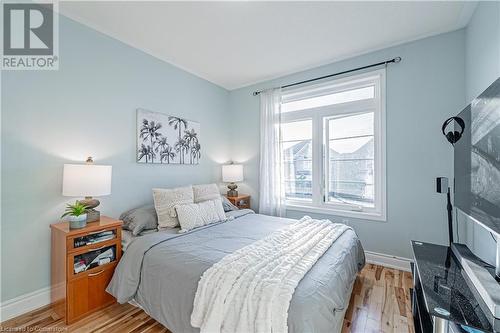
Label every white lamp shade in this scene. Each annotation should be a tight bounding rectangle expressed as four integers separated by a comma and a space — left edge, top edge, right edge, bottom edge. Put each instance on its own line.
222, 164, 243, 183
62, 164, 112, 197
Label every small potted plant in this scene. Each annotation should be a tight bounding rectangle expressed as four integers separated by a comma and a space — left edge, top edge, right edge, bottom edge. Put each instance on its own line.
61, 201, 89, 229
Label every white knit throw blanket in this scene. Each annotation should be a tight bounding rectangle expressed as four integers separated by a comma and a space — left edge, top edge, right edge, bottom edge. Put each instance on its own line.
191, 216, 350, 333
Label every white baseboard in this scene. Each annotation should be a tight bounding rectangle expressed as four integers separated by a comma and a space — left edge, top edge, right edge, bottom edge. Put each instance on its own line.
0, 286, 51, 322
365, 250, 412, 272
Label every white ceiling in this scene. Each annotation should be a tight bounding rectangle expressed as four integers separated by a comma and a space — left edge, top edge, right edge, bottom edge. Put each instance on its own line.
60, 1, 477, 90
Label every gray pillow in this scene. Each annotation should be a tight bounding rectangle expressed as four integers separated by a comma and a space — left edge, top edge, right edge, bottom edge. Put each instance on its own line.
120, 205, 158, 236
221, 196, 239, 212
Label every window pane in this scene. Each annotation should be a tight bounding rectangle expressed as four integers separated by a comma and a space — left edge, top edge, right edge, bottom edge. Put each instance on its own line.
329, 137, 374, 159
329, 112, 374, 139
281, 120, 312, 201
281, 119, 312, 142
282, 86, 374, 113
326, 113, 375, 207
328, 160, 374, 207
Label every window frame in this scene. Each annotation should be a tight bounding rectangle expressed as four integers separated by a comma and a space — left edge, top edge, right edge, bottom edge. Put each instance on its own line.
280, 69, 387, 221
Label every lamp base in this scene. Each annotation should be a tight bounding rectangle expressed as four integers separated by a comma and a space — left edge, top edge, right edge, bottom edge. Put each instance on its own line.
77, 197, 100, 222
78, 197, 100, 209
227, 190, 238, 197
227, 183, 238, 197
85, 209, 100, 222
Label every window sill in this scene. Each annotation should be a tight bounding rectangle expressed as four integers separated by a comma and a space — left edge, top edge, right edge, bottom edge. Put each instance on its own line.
285, 203, 387, 222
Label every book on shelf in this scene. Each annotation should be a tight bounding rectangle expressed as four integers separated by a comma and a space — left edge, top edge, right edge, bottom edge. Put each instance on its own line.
86, 234, 114, 244
74, 230, 115, 248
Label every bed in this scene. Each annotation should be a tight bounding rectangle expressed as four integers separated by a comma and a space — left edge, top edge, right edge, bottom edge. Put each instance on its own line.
107, 209, 365, 333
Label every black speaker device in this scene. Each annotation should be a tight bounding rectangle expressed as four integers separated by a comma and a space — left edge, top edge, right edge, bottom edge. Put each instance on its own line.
436, 177, 449, 193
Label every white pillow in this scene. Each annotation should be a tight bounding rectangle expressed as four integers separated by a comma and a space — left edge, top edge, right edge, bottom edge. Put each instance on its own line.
153, 186, 194, 229
175, 198, 226, 232
193, 183, 221, 203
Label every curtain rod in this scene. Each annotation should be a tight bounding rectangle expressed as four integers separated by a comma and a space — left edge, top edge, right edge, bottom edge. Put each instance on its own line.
252, 56, 401, 96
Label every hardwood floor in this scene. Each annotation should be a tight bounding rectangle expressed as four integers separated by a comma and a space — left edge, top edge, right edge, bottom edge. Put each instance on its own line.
342, 264, 414, 333
1, 264, 414, 333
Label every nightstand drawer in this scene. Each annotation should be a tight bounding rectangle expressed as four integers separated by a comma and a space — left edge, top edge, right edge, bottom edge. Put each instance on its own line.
67, 263, 116, 323
236, 200, 250, 209
68, 243, 118, 279
226, 195, 251, 209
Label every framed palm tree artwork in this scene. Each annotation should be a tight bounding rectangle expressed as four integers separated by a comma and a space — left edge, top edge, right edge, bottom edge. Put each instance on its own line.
136, 108, 201, 165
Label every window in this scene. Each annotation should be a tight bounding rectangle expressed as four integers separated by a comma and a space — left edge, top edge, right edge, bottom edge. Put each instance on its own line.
280, 70, 386, 220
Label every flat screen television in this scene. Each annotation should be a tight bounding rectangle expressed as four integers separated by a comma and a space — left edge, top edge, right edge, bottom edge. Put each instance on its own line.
455, 77, 500, 235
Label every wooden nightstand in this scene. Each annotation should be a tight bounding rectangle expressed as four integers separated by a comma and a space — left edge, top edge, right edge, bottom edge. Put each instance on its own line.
50, 216, 122, 324
225, 194, 251, 209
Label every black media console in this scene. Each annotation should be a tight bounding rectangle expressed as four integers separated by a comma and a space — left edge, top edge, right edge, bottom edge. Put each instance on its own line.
411, 240, 498, 333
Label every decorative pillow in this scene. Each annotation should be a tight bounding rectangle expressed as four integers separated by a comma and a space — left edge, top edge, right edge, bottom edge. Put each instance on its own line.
193, 183, 221, 203
120, 204, 158, 236
175, 198, 226, 232
221, 196, 239, 212
153, 186, 194, 229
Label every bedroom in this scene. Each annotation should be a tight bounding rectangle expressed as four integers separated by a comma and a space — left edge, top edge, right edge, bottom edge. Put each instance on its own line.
1, 1, 500, 332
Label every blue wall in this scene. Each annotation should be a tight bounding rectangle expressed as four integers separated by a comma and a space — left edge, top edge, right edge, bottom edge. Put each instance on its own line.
460, 2, 500, 265
465, 2, 500, 102
1, 16, 230, 302
229, 30, 466, 260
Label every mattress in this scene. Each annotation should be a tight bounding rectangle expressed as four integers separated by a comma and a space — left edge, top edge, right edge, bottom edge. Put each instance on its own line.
108, 211, 365, 333
121, 228, 177, 251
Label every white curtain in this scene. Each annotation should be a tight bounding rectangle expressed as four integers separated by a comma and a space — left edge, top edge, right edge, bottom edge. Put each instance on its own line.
259, 88, 285, 217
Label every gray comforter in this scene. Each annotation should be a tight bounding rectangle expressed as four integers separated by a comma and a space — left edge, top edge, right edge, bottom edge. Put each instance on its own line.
107, 210, 365, 333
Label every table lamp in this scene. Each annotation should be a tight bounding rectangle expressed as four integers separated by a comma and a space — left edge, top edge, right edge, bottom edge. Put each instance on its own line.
62, 157, 112, 222
222, 164, 243, 197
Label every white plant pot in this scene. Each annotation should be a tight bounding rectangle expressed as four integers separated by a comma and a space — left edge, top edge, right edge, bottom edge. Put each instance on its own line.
69, 213, 87, 229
